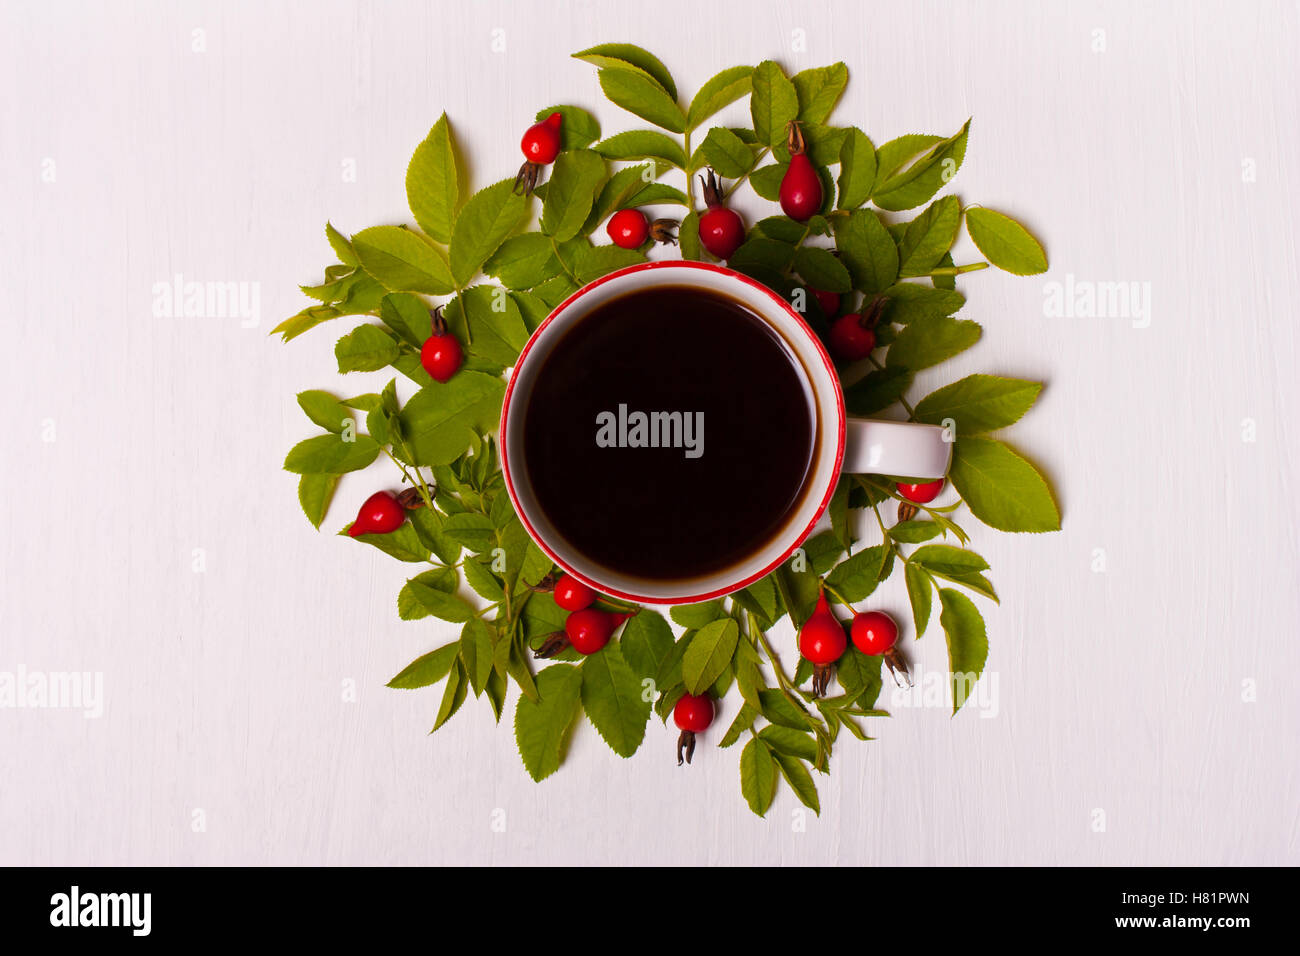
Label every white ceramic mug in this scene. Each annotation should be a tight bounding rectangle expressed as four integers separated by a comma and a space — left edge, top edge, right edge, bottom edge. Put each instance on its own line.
500, 261, 951, 604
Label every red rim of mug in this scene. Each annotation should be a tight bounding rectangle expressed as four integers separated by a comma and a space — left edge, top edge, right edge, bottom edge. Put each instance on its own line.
499, 260, 847, 605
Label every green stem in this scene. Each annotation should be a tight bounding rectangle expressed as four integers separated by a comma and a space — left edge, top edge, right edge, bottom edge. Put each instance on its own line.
723, 147, 771, 200
928, 261, 989, 277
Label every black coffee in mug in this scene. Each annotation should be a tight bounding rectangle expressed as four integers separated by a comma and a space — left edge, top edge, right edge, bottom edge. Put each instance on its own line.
522, 285, 816, 581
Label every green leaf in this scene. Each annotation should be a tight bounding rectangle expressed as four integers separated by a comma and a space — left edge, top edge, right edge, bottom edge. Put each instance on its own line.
696, 127, 755, 178
593, 130, 686, 168
297, 473, 337, 529
574, 43, 677, 99
749, 163, 786, 200
843, 367, 913, 415
750, 60, 799, 148
406, 113, 459, 244
296, 390, 352, 434
441, 512, 495, 552
377, 293, 432, 348
905, 563, 934, 638
407, 506, 460, 565
889, 520, 943, 544
773, 752, 821, 814
914, 374, 1042, 434
880, 283, 966, 324
874, 134, 942, 184
836, 128, 877, 210
793, 247, 851, 293
444, 286, 529, 367
873, 120, 970, 211
283, 433, 380, 474
799, 531, 845, 575
758, 689, 812, 729
965, 207, 1048, 275
897, 196, 962, 278
462, 557, 505, 603
728, 236, 797, 274
460, 617, 496, 694
910, 545, 989, 576
680, 618, 739, 695
353, 225, 455, 295
514, 663, 583, 781
387, 643, 460, 689
432, 661, 467, 731
570, 243, 647, 284
759, 725, 818, 762
938, 588, 988, 714
406, 578, 475, 622
949, 436, 1061, 532
540, 149, 607, 241
396, 372, 504, 467
825, 545, 891, 602
671, 600, 725, 629
741, 575, 779, 622
791, 63, 848, 125
536, 104, 600, 150
886, 314, 981, 371
719, 703, 757, 747
739, 737, 777, 816
325, 221, 358, 266
833, 209, 898, 293
483, 233, 560, 290
687, 65, 754, 129
334, 324, 400, 373
581, 641, 651, 757
834, 647, 882, 701
679, 210, 703, 261
620, 609, 675, 682
449, 179, 529, 286
598, 69, 686, 133
348, 521, 431, 562
397, 567, 457, 621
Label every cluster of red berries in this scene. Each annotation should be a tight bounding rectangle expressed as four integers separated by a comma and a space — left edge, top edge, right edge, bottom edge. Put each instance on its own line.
799, 589, 907, 696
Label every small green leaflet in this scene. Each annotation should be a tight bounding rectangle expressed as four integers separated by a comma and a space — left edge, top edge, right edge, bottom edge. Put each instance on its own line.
598, 69, 686, 133
670, 600, 724, 628
433, 662, 467, 731
681, 618, 739, 695
620, 609, 675, 682
352, 226, 455, 295
483, 233, 559, 291
460, 617, 496, 694
773, 752, 820, 814
449, 180, 528, 286
405, 113, 460, 244
749, 60, 799, 148
914, 374, 1043, 434
836, 128, 877, 211
574, 43, 678, 99
696, 127, 755, 178
948, 437, 1061, 532
791, 62, 848, 125
965, 207, 1048, 275
396, 371, 505, 467
594, 130, 686, 168
833, 209, 897, 293
824, 545, 890, 602
905, 563, 934, 638
514, 664, 583, 781
297, 473, 337, 529
580, 642, 651, 758
794, 247, 851, 293
388, 643, 460, 689
283, 433, 380, 474
886, 314, 981, 372
334, 324, 399, 373
687, 65, 753, 129
540, 149, 607, 241
897, 196, 963, 278
296, 390, 351, 434
444, 286, 529, 367
873, 120, 970, 211
739, 737, 777, 816
938, 588, 988, 714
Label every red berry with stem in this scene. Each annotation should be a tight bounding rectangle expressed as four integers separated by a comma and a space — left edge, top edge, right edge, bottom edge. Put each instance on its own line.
828, 293, 888, 361
779, 123, 823, 221
812, 288, 841, 317
672, 693, 715, 766
851, 611, 898, 655
348, 491, 405, 537
419, 306, 462, 383
799, 588, 847, 696
697, 168, 745, 260
898, 478, 944, 503
564, 608, 633, 656
606, 208, 649, 249
514, 111, 563, 194
553, 574, 597, 612
851, 610, 912, 688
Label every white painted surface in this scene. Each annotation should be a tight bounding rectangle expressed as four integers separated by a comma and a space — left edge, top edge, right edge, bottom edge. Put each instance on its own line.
1, 0, 1297, 865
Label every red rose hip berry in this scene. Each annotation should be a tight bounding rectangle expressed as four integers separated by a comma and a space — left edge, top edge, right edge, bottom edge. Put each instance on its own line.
812, 288, 841, 317
828, 293, 888, 361
779, 124, 823, 221
799, 588, 847, 696
697, 168, 745, 260
419, 307, 462, 383
672, 692, 715, 766
564, 608, 633, 656
348, 491, 406, 537
851, 610, 912, 687
514, 111, 563, 194
606, 208, 649, 249
553, 574, 597, 612
898, 478, 944, 503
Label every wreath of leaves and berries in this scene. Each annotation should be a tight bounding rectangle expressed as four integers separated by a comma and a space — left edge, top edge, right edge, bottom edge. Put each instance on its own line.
276, 44, 1060, 817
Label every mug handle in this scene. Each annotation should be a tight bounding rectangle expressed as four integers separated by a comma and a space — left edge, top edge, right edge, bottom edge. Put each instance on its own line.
843, 418, 951, 479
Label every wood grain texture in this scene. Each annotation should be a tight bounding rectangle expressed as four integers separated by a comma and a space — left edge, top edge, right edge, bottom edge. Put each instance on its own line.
0, 0, 1296, 865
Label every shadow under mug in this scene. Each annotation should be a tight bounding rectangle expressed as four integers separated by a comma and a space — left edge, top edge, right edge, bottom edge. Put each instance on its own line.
500, 261, 951, 605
